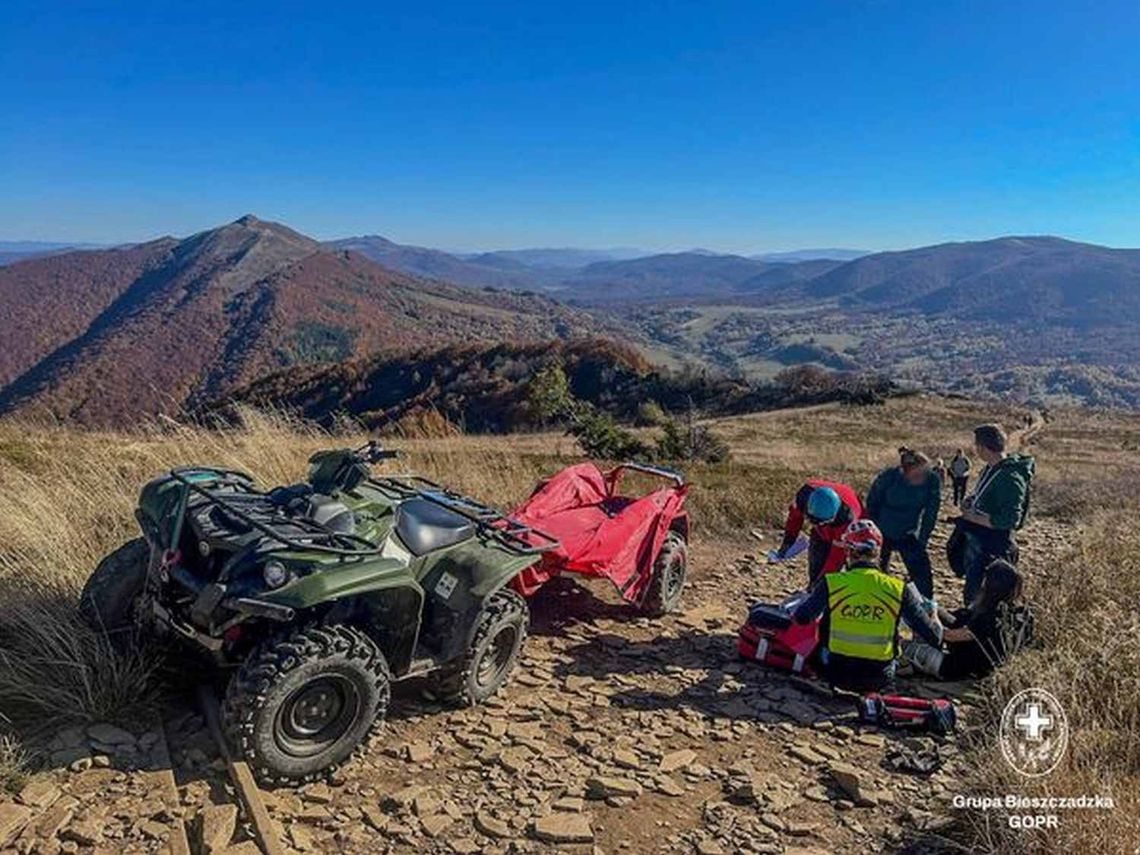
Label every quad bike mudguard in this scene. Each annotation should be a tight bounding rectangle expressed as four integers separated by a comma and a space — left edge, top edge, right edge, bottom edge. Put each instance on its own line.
414, 538, 544, 664
510, 462, 689, 603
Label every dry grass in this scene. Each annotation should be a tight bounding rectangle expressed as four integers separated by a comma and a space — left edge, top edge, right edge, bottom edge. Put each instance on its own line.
952, 503, 1140, 854
0, 732, 29, 793
1, 396, 1139, 850
933, 407, 1140, 854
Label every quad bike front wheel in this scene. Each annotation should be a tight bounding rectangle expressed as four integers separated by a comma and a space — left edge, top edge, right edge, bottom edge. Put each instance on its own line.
641, 531, 688, 616
79, 537, 150, 634
433, 589, 529, 706
223, 625, 391, 785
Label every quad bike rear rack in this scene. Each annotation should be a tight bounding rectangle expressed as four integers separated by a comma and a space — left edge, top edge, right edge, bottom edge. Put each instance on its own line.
369, 475, 561, 556
168, 468, 383, 557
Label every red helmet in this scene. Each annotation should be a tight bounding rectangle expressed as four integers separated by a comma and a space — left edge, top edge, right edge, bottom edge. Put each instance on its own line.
840, 519, 883, 554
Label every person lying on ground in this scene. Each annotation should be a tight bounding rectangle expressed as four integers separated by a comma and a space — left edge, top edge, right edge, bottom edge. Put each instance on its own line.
791, 519, 942, 693
955, 424, 1034, 604
903, 559, 1031, 680
865, 447, 941, 599
772, 480, 862, 587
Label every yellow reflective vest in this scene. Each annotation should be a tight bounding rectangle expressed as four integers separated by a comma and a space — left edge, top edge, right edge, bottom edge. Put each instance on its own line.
825, 565, 905, 662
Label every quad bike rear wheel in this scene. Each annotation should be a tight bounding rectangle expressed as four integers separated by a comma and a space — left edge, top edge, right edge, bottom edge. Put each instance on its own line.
79, 538, 150, 634
433, 589, 529, 706
223, 625, 391, 785
641, 531, 688, 616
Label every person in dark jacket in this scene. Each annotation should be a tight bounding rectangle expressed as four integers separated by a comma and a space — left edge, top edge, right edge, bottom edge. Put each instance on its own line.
903, 559, 1030, 679
957, 424, 1034, 604
949, 449, 971, 505
792, 519, 943, 692
864, 448, 941, 599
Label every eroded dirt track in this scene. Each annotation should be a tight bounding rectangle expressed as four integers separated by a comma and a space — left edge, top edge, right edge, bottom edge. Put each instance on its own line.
2, 503, 1074, 855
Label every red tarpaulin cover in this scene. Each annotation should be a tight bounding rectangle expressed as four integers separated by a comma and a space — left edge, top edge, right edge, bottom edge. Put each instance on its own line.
510, 462, 688, 603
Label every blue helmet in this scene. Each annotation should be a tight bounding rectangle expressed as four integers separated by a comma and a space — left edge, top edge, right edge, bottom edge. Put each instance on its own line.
806, 486, 842, 524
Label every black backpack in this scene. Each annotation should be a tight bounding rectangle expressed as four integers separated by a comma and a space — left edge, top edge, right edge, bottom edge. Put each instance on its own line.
946, 518, 1021, 578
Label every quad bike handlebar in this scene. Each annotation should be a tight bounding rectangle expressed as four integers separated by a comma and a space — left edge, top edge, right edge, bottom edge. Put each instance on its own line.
306, 442, 400, 495
356, 440, 402, 465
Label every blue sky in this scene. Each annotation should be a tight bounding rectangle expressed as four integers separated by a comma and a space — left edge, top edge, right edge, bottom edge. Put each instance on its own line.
3, 1, 1139, 252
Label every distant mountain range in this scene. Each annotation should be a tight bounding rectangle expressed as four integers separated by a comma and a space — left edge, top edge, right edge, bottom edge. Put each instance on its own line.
325, 235, 549, 290
459, 247, 647, 269
0, 217, 609, 426
4, 217, 1140, 421
1, 232, 871, 301
754, 248, 869, 263
0, 240, 105, 266
328, 237, 851, 301
560, 252, 842, 301
789, 235, 1140, 327
613, 235, 1140, 407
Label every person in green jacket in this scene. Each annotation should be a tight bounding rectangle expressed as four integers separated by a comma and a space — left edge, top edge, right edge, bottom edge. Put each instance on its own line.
958, 424, 1034, 604
864, 447, 942, 598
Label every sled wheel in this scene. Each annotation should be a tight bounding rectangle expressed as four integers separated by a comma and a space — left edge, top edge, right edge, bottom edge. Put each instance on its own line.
641, 531, 687, 617
223, 625, 390, 785
79, 538, 150, 634
434, 589, 529, 706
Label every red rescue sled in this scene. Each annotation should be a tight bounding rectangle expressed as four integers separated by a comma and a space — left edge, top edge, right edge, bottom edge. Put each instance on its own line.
510, 461, 689, 606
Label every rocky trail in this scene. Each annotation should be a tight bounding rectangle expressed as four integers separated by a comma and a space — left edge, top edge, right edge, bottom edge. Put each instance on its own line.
1, 418, 1070, 855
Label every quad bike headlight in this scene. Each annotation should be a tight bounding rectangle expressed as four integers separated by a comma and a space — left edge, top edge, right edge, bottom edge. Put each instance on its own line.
262, 560, 290, 589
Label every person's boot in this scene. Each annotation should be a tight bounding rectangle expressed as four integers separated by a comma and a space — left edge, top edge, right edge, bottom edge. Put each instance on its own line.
902, 639, 944, 677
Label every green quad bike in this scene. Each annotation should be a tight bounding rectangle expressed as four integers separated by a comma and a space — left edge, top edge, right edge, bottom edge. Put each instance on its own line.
80, 443, 690, 784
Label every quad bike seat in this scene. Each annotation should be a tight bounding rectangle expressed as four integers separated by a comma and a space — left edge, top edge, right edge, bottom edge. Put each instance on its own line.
395, 498, 475, 556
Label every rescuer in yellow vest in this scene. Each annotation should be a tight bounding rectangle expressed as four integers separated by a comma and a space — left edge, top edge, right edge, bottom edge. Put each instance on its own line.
792, 519, 944, 691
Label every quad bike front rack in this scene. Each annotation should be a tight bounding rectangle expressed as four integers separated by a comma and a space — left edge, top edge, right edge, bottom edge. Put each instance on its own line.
370, 475, 561, 556
168, 468, 383, 557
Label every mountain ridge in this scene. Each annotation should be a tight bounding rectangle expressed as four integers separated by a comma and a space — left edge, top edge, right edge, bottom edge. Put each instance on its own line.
788, 234, 1140, 326
0, 216, 611, 426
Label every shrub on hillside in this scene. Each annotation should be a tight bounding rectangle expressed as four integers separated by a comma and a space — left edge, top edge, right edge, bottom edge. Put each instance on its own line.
655, 415, 731, 464
569, 407, 652, 461
388, 407, 461, 439
527, 363, 730, 463
635, 400, 668, 426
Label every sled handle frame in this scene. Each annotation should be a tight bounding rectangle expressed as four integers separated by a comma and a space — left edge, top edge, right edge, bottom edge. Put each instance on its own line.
615, 461, 686, 488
